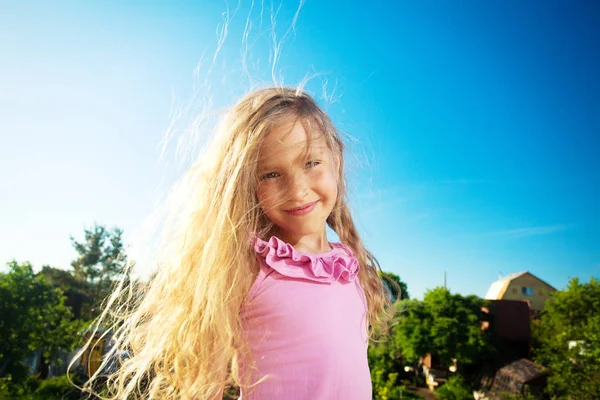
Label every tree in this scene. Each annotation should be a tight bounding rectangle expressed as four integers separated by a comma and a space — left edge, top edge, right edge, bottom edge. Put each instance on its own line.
39, 266, 92, 320
393, 299, 431, 364
380, 272, 410, 301
436, 375, 473, 400
71, 224, 127, 285
397, 288, 493, 367
368, 276, 412, 399
0, 261, 81, 382
533, 277, 600, 398
70, 224, 128, 320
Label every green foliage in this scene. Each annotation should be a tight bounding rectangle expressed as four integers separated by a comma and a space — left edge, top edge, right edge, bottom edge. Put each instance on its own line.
0, 375, 81, 400
397, 288, 493, 366
369, 339, 404, 399
436, 376, 473, 400
369, 277, 412, 399
370, 369, 422, 400
368, 302, 405, 372
0, 376, 38, 400
533, 277, 600, 399
372, 370, 401, 399
0, 261, 82, 382
39, 266, 93, 320
34, 374, 78, 399
0, 224, 129, 397
70, 223, 128, 320
394, 299, 430, 363
71, 224, 127, 284
380, 272, 410, 301
40, 266, 91, 296
369, 286, 493, 399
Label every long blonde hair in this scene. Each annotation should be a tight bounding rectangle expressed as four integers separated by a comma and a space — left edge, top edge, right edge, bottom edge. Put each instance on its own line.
80, 87, 393, 399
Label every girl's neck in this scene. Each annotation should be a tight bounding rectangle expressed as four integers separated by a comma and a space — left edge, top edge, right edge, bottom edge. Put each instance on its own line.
274, 229, 332, 254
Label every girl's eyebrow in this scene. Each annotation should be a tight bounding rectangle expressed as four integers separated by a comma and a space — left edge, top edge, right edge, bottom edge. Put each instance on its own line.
257, 159, 282, 172
259, 156, 321, 173
258, 165, 277, 173
258, 145, 325, 169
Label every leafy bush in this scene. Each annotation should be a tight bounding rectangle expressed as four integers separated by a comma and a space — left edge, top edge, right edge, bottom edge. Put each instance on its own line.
533, 277, 600, 398
0, 376, 37, 400
372, 369, 402, 400
0, 375, 82, 400
35, 375, 79, 399
436, 375, 473, 400
370, 369, 423, 399
0, 261, 80, 382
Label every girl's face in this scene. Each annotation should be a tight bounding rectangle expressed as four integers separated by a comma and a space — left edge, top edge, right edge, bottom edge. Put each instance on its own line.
256, 121, 338, 242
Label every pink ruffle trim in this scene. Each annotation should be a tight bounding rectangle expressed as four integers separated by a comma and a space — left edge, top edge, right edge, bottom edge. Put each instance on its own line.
254, 236, 360, 283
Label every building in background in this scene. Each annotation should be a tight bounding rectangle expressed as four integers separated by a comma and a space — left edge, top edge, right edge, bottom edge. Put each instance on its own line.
485, 272, 556, 314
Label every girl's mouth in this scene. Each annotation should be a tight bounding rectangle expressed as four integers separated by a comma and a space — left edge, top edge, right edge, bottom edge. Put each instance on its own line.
285, 201, 318, 216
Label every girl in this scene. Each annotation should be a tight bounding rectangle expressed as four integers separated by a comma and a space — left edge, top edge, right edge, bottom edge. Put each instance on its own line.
83, 87, 394, 399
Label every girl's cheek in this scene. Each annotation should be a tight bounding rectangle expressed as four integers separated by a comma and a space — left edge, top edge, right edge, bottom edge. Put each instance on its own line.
257, 182, 283, 204
311, 167, 327, 179
256, 185, 270, 207
312, 165, 337, 185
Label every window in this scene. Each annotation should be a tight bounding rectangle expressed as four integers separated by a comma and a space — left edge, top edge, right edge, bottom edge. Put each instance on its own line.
522, 286, 534, 296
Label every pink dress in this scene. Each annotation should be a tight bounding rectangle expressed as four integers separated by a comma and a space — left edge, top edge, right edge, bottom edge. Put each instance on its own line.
239, 236, 372, 400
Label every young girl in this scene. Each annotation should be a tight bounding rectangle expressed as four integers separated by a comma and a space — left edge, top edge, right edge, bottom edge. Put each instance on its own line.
84, 87, 393, 399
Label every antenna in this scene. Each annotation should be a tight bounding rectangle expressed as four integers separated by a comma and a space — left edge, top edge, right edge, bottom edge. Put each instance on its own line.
444, 271, 447, 290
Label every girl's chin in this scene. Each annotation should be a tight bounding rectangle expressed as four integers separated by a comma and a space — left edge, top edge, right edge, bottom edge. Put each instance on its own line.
274, 224, 328, 239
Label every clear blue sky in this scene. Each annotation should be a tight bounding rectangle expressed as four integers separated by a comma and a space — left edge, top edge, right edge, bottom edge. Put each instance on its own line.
1, 1, 598, 298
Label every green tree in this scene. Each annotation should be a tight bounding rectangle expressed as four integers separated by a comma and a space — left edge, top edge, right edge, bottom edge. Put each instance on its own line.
380, 272, 410, 302
397, 288, 493, 367
436, 375, 473, 400
39, 266, 92, 320
0, 262, 81, 382
394, 299, 431, 364
71, 224, 127, 284
533, 277, 600, 398
70, 224, 128, 320
368, 273, 412, 399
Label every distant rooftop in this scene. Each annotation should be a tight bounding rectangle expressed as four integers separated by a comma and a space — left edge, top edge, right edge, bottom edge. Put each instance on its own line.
485, 272, 526, 299
497, 271, 529, 281
485, 271, 556, 300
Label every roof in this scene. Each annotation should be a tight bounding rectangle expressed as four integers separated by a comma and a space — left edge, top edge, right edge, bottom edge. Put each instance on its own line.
500, 272, 529, 281
485, 280, 510, 300
485, 271, 557, 300
495, 359, 546, 383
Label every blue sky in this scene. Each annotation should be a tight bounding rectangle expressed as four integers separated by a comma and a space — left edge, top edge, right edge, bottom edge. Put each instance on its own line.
1, 1, 598, 298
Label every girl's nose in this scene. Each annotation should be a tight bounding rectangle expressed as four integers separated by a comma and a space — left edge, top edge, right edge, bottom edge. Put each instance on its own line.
288, 173, 309, 200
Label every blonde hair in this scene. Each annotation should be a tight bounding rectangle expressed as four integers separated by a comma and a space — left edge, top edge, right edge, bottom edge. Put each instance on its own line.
80, 87, 393, 399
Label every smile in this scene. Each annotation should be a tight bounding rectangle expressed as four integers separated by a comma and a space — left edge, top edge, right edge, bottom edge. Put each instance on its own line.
285, 201, 318, 216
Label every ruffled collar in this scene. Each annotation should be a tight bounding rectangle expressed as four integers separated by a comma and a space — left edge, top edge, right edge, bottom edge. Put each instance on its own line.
254, 236, 360, 283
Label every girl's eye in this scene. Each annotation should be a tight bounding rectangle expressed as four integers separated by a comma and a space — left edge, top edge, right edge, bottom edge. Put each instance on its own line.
260, 172, 280, 180
306, 160, 321, 168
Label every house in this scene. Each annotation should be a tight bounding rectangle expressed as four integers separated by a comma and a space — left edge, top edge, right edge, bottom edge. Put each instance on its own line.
489, 359, 546, 398
472, 300, 535, 397
423, 299, 535, 392
482, 299, 532, 359
485, 272, 556, 314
